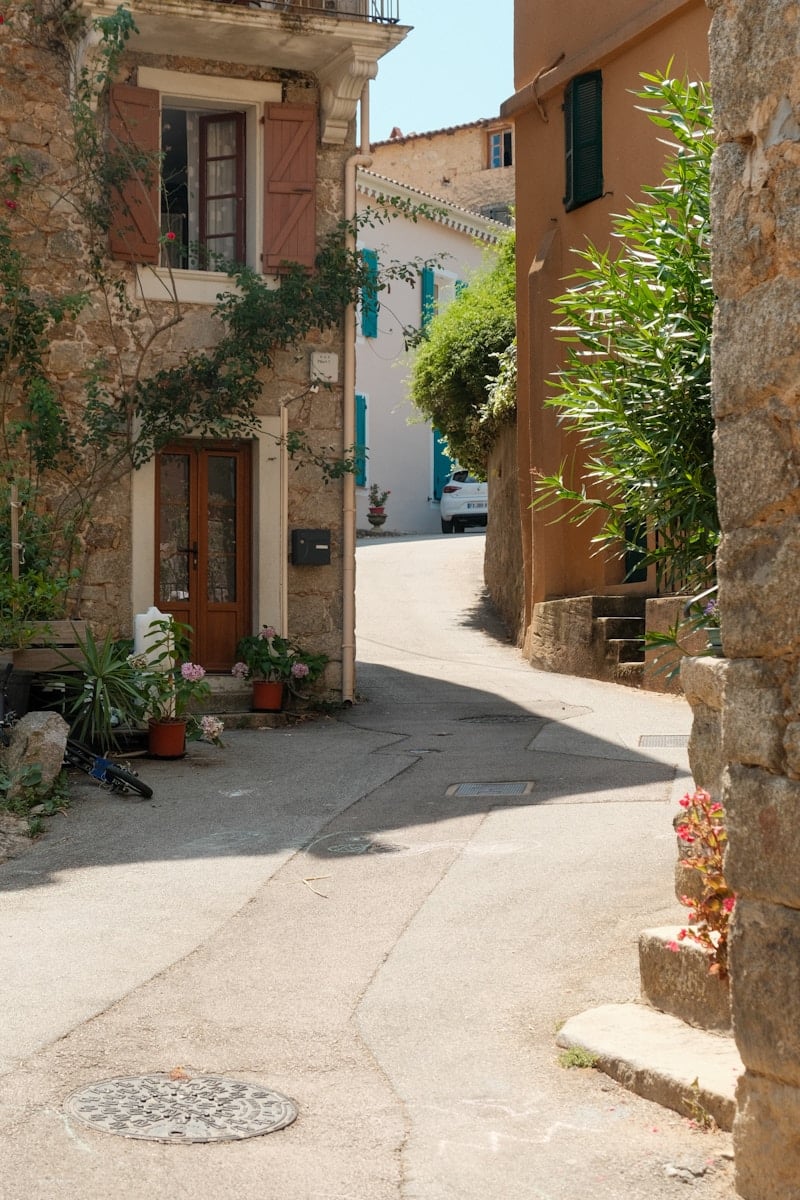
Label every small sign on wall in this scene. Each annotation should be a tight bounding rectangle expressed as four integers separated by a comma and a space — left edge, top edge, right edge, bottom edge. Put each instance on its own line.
311, 352, 339, 383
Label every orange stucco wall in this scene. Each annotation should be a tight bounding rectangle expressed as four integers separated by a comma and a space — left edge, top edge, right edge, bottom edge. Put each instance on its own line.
505, 0, 709, 623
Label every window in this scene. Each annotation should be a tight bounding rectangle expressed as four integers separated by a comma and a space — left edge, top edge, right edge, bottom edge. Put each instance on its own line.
479, 202, 513, 226
420, 265, 437, 329
108, 75, 316, 277
563, 71, 603, 211
162, 108, 246, 270
488, 128, 513, 169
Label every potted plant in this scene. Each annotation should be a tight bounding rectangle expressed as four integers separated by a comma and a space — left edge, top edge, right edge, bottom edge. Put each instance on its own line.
131, 618, 222, 757
367, 482, 390, 528
232, 625, 328, 711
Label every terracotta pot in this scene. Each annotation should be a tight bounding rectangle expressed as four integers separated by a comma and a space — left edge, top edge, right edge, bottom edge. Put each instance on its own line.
148, 717, 187, 759
252, 679, 285, 712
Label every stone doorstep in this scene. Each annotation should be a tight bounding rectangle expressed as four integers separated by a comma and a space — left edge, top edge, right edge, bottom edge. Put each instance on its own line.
639, 927, 732, 1033
556, 1002, 743, 1131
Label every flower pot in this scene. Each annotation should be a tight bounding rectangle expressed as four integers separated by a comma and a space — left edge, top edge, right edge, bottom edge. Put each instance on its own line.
252, 679, 285, 712
704, 626, 723, 655
148, 717, 187, 759
367, 511, 387, 528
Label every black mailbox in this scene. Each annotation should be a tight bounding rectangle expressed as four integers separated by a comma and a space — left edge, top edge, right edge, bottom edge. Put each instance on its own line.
291, 528, 331, 566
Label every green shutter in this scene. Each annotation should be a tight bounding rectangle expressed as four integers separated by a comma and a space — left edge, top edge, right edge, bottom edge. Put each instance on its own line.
564, 71, 603, 211
361, 248, 379, 338
455, 279, 467, 297
355, 393, 367, 487
421, 266, 436, 329
432, 429, 455, 501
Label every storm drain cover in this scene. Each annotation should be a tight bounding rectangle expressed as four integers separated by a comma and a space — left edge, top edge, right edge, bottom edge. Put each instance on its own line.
447, 781, 535, 798
64, 1074, 298, 1143
638, 734, 690, 748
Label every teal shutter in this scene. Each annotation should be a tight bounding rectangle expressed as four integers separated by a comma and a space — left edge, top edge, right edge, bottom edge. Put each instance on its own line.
432, 429, 455, 501
360, 248, 379, 338
455, 279, 467, 297
564, 71, 603, 211
355, 393, 367, 487
421, 266, 436, 329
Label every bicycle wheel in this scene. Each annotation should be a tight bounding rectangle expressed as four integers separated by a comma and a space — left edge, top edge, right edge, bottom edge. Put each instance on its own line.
99, 762, 153, 800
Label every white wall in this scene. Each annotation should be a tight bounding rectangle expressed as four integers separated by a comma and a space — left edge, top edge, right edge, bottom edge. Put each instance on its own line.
356, 186, 498, 534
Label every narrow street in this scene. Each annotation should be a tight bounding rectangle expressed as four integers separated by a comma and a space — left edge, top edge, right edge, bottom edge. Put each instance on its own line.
0, 533, 734, 1198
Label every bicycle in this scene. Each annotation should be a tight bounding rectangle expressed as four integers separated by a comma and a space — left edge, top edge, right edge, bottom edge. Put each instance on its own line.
0, 662, 153, 800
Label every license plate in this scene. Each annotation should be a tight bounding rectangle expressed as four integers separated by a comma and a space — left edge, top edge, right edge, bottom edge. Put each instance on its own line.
466, 502, 486, 510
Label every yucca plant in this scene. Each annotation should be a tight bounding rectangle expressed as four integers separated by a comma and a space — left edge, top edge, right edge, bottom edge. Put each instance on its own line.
58, 627, 145, 752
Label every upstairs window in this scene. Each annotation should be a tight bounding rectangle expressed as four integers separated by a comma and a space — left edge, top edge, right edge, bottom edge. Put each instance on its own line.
108, 82, 316, 274
488, 128, 513, 169
563, 70, 603, 211
162, 107, 246, 270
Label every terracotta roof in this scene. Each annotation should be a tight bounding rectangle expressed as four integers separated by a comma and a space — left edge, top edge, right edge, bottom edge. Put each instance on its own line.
356, 168, 512, 241
371, 117, 502, 148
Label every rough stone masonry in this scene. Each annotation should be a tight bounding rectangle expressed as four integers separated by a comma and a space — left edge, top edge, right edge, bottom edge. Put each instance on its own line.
708, 0, 800, 1195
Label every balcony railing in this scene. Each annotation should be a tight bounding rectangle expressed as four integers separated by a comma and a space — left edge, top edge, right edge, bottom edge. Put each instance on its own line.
223, 0, 400, 22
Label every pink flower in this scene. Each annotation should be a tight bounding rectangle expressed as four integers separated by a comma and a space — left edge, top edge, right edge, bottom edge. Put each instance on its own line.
259, 625, 277, 640
291, 661, 310, 678
4, 198, 17, 210
678, 796, 690, 809
181, 662, 206, 682
667, 941, 680, 953
231, 661, 249, 679
677, 928, 688, 941
165, 231, 176, 241
723, 896, 736, 913
676, 825, 695, 843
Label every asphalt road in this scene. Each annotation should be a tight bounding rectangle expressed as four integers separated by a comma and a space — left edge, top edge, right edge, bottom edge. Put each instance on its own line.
0, 532, 736, 1198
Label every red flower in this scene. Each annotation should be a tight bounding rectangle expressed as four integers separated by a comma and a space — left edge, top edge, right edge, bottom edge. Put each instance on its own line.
678, 796, 690, 808
723, 896, 735, 913
4, 198, 17, 210
165, 231, 176, 241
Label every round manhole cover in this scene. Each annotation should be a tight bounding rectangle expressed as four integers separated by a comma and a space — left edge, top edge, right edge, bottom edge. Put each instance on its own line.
319, 834, 406, 855
64, 1074, 298, 1143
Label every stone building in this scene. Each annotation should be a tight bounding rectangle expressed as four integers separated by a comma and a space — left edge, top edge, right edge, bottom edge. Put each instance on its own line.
705, 1, 800, 1194
369, 118, 515, 226
497, 0, 710, 665
0, 0, 407, 697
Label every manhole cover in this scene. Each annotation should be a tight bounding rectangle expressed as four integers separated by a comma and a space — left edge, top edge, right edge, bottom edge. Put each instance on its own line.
64, 1074, 298, 1143
320, 835, 406, 855
447, 781, 535, 797
638, 734, 690, 748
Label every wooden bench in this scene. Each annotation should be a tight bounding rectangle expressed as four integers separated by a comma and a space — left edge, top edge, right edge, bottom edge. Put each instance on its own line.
3, 620, 89, 674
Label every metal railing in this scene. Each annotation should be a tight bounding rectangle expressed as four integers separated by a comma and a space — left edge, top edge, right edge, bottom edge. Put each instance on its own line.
223, 0, 400, 22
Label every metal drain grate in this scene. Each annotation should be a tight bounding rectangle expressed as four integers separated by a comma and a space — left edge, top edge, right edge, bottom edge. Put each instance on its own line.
447, 781, 535, 798
638, 734, 690, 748
64, 1074, 298, 1143
320, 835, 406, 855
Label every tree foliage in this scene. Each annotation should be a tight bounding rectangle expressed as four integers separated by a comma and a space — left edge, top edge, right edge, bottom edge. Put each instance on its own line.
534, 73, 716, 591
409, 231, 516, 475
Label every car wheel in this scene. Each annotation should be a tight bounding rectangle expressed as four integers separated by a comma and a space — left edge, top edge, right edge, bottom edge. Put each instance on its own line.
455, 522, 465, 533
440, 517, 454, 534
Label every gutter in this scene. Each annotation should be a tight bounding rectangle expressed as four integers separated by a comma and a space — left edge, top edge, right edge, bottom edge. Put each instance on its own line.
341, 83, 372, 704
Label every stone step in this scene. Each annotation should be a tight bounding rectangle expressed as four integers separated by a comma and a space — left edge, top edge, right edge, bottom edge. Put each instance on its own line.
556, 1002, 742, 1131
639, 927, 731, 1033
614, 661, 645, 687
591, 594, 647, 618
594, 615, 646, 640
605, 637, 645, 664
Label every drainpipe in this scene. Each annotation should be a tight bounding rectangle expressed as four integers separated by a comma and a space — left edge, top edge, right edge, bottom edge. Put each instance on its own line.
341, 84, 372, 703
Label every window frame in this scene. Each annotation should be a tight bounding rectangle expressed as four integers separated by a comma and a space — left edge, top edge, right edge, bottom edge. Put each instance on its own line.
488, 127, 513, 169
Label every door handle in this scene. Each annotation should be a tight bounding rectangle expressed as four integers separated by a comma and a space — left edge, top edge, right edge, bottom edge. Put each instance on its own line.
179, 541, 199, 570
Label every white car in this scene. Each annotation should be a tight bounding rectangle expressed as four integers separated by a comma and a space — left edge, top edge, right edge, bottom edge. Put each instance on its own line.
439, 470, 488, 533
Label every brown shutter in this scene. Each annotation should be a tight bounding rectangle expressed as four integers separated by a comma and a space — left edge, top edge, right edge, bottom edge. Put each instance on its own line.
264, 104, 317, 271
108, 84, 160, 264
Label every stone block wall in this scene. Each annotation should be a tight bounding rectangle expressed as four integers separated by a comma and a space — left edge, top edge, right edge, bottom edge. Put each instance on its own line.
708, 0, 800, 1194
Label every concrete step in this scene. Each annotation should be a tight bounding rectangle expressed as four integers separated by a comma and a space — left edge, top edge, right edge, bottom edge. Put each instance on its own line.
592, 595, 647, 618
556, 1002, 742, 1131
614, 661, 645, 687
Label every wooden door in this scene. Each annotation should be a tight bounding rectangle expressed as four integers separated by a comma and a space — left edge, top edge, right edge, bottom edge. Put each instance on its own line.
156, 442, 251, 671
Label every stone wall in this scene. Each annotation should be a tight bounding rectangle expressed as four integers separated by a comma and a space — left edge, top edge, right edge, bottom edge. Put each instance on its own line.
707, 0, 800, 1194
370, 123, 514, 219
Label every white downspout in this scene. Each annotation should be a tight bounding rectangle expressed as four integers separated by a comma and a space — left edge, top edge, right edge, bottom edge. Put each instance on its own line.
341, 84, 372, 703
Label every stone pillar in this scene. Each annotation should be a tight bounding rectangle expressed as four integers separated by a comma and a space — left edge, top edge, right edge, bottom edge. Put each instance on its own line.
708, 1, 800, 1195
